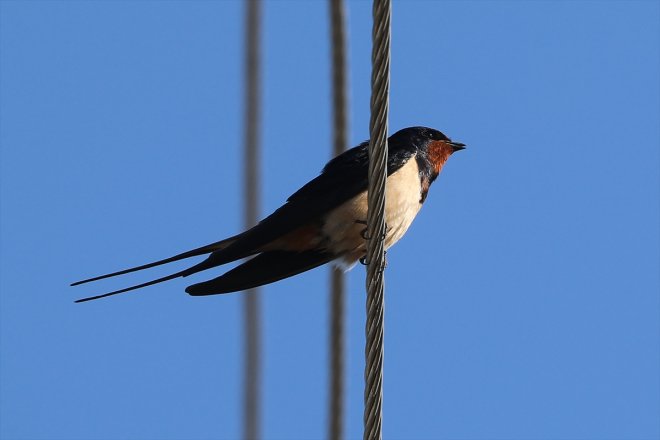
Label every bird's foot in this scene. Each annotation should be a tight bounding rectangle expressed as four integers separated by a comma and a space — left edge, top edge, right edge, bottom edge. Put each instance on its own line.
356, 219, 389, 241
359, 251, 387, 272
356, 220, 369, 240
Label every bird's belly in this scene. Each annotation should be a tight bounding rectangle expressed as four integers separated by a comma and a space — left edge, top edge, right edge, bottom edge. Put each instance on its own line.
322, 156, 423, 267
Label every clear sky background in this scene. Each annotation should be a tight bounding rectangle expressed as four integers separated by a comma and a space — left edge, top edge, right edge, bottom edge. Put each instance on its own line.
1, 1, 658, 439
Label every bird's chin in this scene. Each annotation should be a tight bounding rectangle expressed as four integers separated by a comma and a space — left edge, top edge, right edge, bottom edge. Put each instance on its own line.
332, 258, 358, 272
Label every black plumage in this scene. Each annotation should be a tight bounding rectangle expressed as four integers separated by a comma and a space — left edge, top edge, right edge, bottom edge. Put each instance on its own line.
72, 126, 463, 302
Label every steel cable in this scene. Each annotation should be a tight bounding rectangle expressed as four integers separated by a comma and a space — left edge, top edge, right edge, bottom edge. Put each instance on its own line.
328, 0, 349, 438
243, 0, 262, 438
364, 0, 390, 439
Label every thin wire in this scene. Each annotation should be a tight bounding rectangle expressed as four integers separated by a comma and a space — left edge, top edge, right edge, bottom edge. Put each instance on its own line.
328, 1, 349, 436
329, 268, 345, 440
364, 0, 390, 439
243, 0, 262, 439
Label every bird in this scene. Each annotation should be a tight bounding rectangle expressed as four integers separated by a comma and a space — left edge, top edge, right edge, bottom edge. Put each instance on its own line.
72, 126, 465, 302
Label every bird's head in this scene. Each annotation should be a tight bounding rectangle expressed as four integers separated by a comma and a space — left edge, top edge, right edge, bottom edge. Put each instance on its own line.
390, 126, 465, 175
390, 126, 465, 153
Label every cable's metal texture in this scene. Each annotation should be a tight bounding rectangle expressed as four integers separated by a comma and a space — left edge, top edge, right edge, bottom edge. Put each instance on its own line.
243, 0, 262, 439
329, 268, 346, 440
328, 0, 349, 437
363, 0, 390, 439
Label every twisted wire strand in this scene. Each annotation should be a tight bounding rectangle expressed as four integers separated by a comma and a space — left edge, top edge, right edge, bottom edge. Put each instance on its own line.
364, 0, 390, 439
243, 0, 262, 439
328, 0, 349, 438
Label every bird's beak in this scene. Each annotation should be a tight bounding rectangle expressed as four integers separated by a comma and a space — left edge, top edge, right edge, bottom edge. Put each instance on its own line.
450, 141, 466, 152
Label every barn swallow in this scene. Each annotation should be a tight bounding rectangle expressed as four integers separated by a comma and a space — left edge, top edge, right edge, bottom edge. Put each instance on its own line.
72, 126, 465, 302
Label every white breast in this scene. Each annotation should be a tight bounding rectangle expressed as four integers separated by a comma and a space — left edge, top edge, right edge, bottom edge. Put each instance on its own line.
322, 155, 423, 267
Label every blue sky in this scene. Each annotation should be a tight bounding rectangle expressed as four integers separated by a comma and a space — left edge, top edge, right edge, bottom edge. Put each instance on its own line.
1, 1, 658, 439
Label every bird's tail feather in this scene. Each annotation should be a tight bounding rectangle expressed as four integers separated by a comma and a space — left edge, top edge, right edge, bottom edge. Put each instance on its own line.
71, 235, 240, 287
75, 270, 187, 303
73, 250, 235, 303
185, 250, 334, 296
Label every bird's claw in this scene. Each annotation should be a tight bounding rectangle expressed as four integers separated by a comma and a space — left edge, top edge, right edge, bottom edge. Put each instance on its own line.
359, 251, 387, 272
356, 219, 388, 271
356, 219, 389, 241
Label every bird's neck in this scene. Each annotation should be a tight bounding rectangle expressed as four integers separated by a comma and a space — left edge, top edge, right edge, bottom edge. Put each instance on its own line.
427, 140, 453, 176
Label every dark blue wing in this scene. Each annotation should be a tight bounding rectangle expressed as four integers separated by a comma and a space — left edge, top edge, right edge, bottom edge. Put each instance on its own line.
73, 136, 417, 302
202, 140, 416, 266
